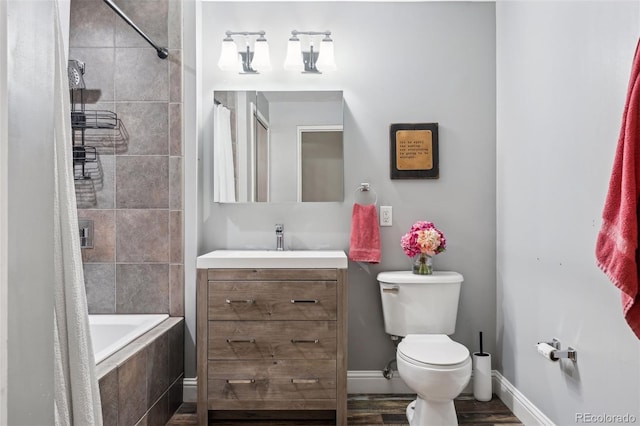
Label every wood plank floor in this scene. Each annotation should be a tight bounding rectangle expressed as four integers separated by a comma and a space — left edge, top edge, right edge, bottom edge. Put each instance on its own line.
166, 394, 523, 425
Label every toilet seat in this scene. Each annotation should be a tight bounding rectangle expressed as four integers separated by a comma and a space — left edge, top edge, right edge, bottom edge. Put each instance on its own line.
398, 334, 469, 367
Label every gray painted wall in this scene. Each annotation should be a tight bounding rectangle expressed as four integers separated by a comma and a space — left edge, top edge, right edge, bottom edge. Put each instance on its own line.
193, 1, 496, 373
496, 1, 640, 423
7, 1, 55, 423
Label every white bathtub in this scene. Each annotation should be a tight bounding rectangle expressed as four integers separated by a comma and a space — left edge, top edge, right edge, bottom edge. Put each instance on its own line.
89, 314, 169, 364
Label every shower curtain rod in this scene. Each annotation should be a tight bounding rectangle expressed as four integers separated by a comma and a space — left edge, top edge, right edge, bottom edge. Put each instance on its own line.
102, 0, 169, 59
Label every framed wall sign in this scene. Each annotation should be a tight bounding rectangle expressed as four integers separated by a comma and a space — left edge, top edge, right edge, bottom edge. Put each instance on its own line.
390, 123, 439, 179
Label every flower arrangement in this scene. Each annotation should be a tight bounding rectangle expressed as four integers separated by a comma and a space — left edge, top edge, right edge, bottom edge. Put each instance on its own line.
401, 221, 446, 274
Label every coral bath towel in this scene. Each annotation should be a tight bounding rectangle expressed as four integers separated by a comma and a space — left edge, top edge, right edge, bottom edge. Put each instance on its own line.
596, 38, 640, 339
349, 203, 381, 264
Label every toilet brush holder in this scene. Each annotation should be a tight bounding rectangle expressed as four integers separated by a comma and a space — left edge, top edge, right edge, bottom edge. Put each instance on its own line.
472, 352, 492, 401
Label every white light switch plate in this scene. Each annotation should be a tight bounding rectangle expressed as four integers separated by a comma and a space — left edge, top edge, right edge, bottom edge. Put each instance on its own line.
380, 206, 392, 226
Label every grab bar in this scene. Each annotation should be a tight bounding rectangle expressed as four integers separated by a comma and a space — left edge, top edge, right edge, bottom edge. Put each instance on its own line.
103, 0, 169, 59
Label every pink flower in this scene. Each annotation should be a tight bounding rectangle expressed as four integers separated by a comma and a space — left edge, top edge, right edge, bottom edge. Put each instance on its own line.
401, 220, 446, 257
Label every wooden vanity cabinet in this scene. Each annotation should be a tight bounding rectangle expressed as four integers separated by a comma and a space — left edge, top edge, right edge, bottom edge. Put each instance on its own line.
197, 267, 348, 425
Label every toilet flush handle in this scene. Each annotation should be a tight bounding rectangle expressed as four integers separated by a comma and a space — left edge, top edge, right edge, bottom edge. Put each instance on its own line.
382, 286, 399, 293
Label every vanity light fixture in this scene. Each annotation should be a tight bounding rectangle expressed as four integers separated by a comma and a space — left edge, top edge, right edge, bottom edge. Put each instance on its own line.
217, 30, 272, 74
284, 30, 336, 73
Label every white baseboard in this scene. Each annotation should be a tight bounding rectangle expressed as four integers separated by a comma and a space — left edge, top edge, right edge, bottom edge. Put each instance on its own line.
183, 370, 553, 426
492, 371, 554, 426
183, 377, 197, 403
347, 370, 413, 394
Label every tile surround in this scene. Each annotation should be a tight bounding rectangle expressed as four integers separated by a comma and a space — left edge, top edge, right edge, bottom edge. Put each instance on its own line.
94, 154, 116, 208
115, 102, 169, 155
168, 0, 182, 50
169, 50, 182, 103
98, 318, 184, 425
70, 2, 184, 420
168, 319, 184, 381
71, 0, 182, 315
114, 0, 169, 48
115, 156, 169, 208
170, 210, 183, 264
170, 156, 183, 209
69, 0, 116, 49
146, 393, 169, 426
170, 264, 184, 317
68, 48, 115, 102
116, 209, 169, 262
116, 264, 170, 313
115, 48, 169, 101
169, 103, 182, 156
79, 209, 116, 263
118, 349, 148, 425
98, 369, 119, 426
147, 333, 170, 404
83, 263, 116, 313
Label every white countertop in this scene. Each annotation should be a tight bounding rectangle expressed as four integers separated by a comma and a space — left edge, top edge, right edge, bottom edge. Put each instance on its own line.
196, 249, 348, 269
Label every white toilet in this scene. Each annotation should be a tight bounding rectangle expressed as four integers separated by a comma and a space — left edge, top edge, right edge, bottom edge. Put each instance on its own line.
378, 271, 471, 426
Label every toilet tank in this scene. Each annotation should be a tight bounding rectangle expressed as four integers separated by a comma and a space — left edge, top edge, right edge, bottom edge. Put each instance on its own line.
378, 271, 464, 336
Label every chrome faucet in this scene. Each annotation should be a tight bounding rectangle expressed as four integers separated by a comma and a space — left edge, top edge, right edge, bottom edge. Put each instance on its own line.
275, 224, 284, 251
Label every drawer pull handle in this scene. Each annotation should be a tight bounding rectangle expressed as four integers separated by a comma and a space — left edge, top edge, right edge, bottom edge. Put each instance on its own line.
291, 299, 318, 304
291, 378, 319, 384
291, 339, 319, 344
226, 338, 256, 344
226, 379, 255, 384
225, 299, 255, 304
382, 287, 399, 293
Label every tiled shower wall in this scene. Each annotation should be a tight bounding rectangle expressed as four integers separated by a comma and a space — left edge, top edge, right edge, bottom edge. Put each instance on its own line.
70, 0, 183, 315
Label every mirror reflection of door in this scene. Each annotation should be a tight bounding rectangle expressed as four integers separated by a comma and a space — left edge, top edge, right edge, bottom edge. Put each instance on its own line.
212, 90, 344, 203
298, 125, 344, 202
255, 115, 269, 202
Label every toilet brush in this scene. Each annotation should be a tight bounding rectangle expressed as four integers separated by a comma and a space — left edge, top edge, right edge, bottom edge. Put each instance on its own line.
473, 331, 492, 401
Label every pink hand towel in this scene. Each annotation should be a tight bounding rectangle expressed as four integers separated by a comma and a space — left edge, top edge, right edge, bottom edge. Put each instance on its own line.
596, 38, 640, 339
349, 203, 381, 264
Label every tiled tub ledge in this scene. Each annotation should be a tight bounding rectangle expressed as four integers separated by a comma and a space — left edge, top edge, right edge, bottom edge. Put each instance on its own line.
96, 317, 185, 426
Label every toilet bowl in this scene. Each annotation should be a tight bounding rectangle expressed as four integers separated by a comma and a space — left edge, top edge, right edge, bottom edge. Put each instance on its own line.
396, 334, 471, 425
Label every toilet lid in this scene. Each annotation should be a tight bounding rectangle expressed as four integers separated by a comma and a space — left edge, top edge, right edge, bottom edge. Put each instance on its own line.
398, 335, 469, 366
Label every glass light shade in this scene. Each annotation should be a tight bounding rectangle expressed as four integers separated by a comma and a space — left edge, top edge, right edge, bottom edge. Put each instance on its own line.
284, 38, 304, 71
316, 39, 336, 72
251, 39, 272, 72
218, 39, 239, 71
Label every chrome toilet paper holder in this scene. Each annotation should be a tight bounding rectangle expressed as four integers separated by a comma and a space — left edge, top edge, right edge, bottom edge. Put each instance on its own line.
538, 338, 578, 362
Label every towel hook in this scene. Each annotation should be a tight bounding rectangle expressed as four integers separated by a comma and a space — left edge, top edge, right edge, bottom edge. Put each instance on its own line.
354, 182, 378, 205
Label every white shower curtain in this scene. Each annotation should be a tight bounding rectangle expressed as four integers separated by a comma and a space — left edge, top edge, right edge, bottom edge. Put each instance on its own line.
213, 104, 236, 202
52, 0, 103, 424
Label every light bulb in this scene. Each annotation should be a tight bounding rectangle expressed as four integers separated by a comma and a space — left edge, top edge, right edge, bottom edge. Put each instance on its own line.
218, 39, 239, 71
316, 38, 336, 72
284, 37, 304, 71
251, 38, 272, 72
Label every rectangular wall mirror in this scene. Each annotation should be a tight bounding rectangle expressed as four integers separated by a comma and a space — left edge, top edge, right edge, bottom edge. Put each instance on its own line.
213, 90, 344, 203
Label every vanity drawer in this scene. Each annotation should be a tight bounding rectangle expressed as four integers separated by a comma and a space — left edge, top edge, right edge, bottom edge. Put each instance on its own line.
208, 268, 338, 281
209, 321, 337, 360
208, 281, 337, 320
208, 359, 337, 407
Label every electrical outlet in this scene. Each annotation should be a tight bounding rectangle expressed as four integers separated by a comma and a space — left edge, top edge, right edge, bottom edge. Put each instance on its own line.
380, 206, 392, 226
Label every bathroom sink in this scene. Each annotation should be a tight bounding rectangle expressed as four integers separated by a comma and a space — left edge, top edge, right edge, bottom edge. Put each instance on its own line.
196, 249, 348, 269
